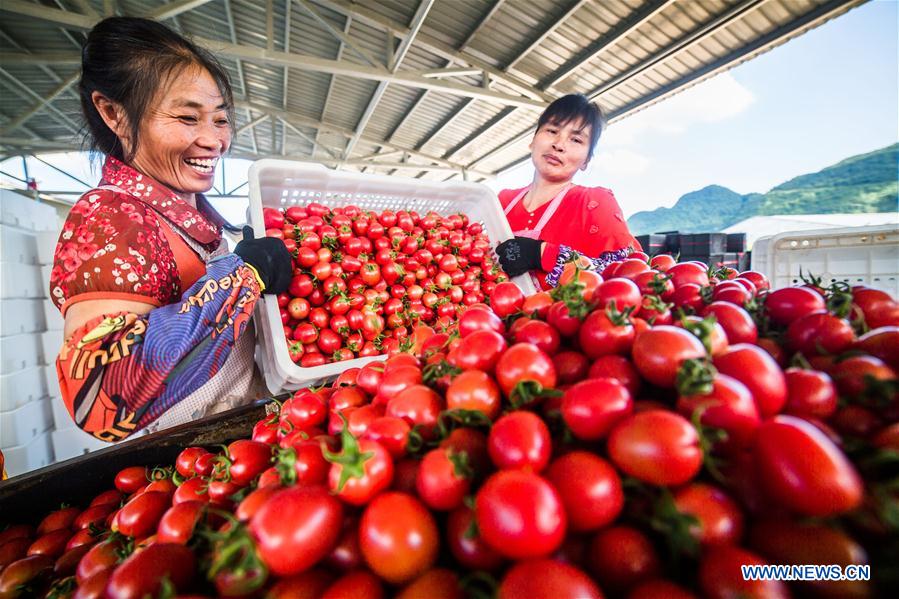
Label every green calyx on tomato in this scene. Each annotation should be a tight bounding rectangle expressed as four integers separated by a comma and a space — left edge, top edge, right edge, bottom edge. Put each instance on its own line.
422, 360, 462, 386
322, 415, 376, 493
508, 380, 563, 410
675, 358, 717, 396
549, 276, 592, 319
204, 517, 269, 596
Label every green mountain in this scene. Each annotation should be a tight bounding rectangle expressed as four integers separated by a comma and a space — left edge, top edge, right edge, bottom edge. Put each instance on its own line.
627, 143, 899, 235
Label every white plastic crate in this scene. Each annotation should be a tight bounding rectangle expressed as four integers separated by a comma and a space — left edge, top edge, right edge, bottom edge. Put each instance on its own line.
0, 333, 43, 374
752, 224, 899, 295
1, 396, 52, 447
0, 189, 59, 231
2, 431, 54, 477
0, 366, 48, 412
52, 426, 110, 463
41, 264, 52, 297
41, 329, 64, 365
0, 298, 45, 336
36, 230, 60, 265
41, 364, 61, 399
0, 261, 45, 298
248, 159, 535, 393
0, 225, 39, 264
50, 394, 74, 431
43, 298, 64, 331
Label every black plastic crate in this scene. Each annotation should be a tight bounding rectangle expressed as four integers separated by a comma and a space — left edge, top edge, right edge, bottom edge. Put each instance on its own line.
727, 233, 747, 253
636, 234, 667, 256
682, 252, 739, 269
679, 233, 727, 254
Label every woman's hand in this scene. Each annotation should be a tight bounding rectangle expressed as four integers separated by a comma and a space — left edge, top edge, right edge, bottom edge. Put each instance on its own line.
495, 236, 544, 277
234, 226, 292, 294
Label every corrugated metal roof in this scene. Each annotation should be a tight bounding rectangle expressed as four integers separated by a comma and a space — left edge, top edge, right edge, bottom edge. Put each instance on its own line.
0, 0, 867, 181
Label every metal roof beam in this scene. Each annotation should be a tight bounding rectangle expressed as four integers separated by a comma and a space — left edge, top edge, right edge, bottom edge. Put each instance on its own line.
417, 67, 483, 79
294, 0, 383, 68
444, 0, 676, 164
539, 0, 676, 90
146, 0, 216, 21
0, 0, 95, 28
458, 0, 505, 50
315, 11, 351, 160
506, 0, 590, 72
235, 113, 270, 136
342, 0, 435, 161
313, 0, 552, 103
0, 72, 79, 136
0, 68, 81, 135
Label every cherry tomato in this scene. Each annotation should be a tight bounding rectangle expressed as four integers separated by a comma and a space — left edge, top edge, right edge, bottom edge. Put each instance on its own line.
105, 543, 196, 599
487, 411, 552, 472
562, 377, 633, 441
359, 492, 439, 584
588, 525, 661, 594
608, 410, 702, 486
416, 448, 472, 512
784, 368, 838, 418
250, 486, 345, 577
672, 483, 744, 546
632, 326, 706, 388
546, 451, 623, 532
698, 545, 789, 599
713, 343, 787, 418
494, 343, 557, 399
115, 491, 170, 539
475, 470, 566, 560
765, 286, 826, 326
114, 466, 148, 494
498, 559, 602, 599
754, 415, 863, 517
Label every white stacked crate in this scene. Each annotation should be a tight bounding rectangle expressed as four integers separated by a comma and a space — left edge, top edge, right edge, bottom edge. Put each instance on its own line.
1, 189, 60, 475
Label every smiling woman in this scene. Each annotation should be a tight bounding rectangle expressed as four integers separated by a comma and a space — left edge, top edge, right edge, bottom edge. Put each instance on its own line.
496, 94, 641, 289
48, 17, 292, 442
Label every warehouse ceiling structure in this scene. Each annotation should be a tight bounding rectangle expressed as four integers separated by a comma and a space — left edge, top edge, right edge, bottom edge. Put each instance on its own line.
0, 0, 867, 183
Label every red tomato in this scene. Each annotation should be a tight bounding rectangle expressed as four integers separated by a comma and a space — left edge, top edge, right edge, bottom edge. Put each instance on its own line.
175, 447, 211, 478
546, 451, 623, 532
676, 373, 760, 449
487, 411, 552, 472
326, 428, 394, 506
105, 543, 196, 599
447, 329, 508, 373
765, 286, 826, 326
854, 326, 899, 370
562, 377, 633, 441
320, 570, 384, 599
173, 476, 210, 505
784, 368, 838, 418
672, 483, 744, 546
446, 505, 504, 571
359, 492, 439, 584
74, 503, 115, 532
607, 410, 702, 486
587, 355, 642, 397
475, 470, 566, 560
26, 529, 71, 558
445, 370, 501, 420
498, 559, 603, 599
457, 307, 505, 337
36, 506, 80, 535
594, 278, 642, 311
632, 326, 706, 388
494, 343, 557, 400
698, 545, 789, 599
156, 502, 205, 545
219, 440, 272, 487
588, 525, 661, 594
114, 466, 148, 494
713, 343, 787, 418
514, 319, 561, 356
250, 486, 344, 577
490, 282, 525, 317
828, 354, 897, 399
416, 448, 472, 511
579, 308, 636, 358
0, 555, 54, 598
385, 385, 443, 439
701, 301, 758, 345
786, 311, 856, 356
754, 415, 863, 517
667, 262, 710, 288
115, 491, 170, 539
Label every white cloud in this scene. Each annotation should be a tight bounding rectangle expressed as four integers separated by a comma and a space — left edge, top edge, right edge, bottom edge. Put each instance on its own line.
601, 73, 755, 147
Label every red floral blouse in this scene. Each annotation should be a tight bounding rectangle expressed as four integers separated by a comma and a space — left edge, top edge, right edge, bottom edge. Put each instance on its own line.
50, 157, 226, 315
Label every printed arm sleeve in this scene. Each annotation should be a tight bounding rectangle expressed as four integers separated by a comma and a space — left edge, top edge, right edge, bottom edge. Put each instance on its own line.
543, 244, 633, 288
56, 253, 263, 442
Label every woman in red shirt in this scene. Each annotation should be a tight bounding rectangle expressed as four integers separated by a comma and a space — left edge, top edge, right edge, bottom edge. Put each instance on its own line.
496, 94, 640, 288
50, 17, 291, 441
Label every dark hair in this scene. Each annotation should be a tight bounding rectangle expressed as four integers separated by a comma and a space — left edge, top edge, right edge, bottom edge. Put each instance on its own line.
536, 94, 605, 161
79, 17, 234, 163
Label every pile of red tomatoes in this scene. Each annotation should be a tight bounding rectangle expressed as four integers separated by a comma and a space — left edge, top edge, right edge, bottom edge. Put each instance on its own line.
263, 205, 510, 366
1, 251, 897, 598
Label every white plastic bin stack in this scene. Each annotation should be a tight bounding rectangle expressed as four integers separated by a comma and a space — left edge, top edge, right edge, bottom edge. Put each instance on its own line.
1, 189, 59, 475
1, 189, 109, 476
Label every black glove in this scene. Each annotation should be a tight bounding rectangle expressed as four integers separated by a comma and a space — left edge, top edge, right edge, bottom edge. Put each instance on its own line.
496, 236, 543, 277
234, 226, 292, 295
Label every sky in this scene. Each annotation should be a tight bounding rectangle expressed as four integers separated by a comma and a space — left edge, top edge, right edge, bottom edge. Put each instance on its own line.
2, 0, 897, 224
